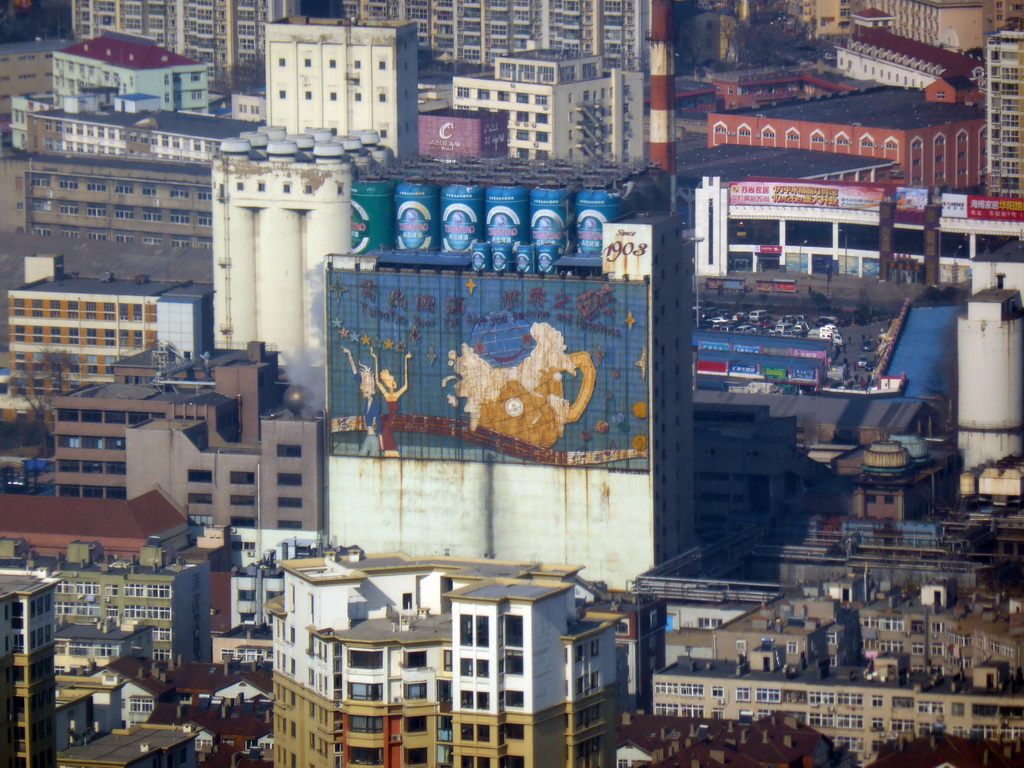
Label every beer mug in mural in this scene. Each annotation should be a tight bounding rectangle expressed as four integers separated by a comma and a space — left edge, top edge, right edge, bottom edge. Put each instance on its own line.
448, 317, 596, 448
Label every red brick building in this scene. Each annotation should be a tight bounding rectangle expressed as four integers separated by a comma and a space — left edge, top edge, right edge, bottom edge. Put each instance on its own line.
706, 86, 986, 189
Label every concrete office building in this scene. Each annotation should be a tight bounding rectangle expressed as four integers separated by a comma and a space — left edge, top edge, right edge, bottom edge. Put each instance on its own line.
849, 0, 984, 50
53, 36, 209, 113
336, 0, 649, 70
0, 572, 59, 768
269, 549, 617, 768
126, 412, 327, 562
51, 342, 280, 500
1, 543, 212, 664
986, 28, 1024, 197
4, 155, 213, 248
0, 39, 73, 119
22, 108, 253, 163
265, 17, 419, 159
211, 133, 353, 360
452, 50, 643, 162
71, 0, 299, 83
654, 656, 1024, 762
8, 256, 212, 395
53, 624, 154, 674
325, 214, 694, 589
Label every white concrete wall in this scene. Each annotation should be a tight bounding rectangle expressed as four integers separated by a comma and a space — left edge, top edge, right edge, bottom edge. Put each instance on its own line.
327, 456, 655, 589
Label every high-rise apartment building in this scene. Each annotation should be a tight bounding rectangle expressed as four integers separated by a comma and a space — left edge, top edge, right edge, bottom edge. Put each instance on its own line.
986, 28, 1024, 196
71, 0, 299, 83
0, 572, 59, 768
336, 0, 648, 69
269, 549, 617, 768
264, 17, 420, 159
452, 50, 643, 161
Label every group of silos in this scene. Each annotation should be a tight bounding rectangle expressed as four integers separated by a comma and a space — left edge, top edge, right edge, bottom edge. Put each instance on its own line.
225, 126, 394, 171
351, 181, 622, 274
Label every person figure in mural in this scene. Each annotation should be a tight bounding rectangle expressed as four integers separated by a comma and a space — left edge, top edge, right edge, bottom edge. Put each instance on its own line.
370, 348, 413, 458
341, 347, 382, 455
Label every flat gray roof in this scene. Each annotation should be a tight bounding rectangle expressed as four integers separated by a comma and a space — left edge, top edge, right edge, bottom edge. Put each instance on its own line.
679, 144, 894, 183
0, 39, 74, 54
723, 86, 983, 129
36, 109, 253, 139
21, 152, 211, 179
14, 276, 188, 296
58, 727, 194, 764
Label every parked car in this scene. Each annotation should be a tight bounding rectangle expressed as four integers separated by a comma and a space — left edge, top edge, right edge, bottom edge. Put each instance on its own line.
774, 322, 795, 335
734, 324, 756, 334
857, 356, 870, 368
861, 339, 875, 352
748, 309, 770, 322
793, 322, 810, 336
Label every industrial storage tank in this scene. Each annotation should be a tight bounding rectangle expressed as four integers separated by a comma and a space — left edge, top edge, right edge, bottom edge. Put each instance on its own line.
515, 243, 536, 274
351, 180, 395, 254
530, 187, 571, 252
958, 292, 1024, 469
536, 245, 559, 274
395, 182, 440, 250
441, 185, 485, 252
492, 245, 512, 273
470, 241, 492, 271
576, 189, 622, 254
486, 185, 530, 250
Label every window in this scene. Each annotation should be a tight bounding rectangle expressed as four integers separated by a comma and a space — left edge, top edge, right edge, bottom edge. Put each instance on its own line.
405, 682, 427, 699
348, 650, 384, 669
278, 472, 302, 486
348, 682, 382, 701
187, 493, 212, 504
188, 470, 213, 483
278, 497, 303, 508
277, 520, 303, 529
349, 716, 383, 733
277, 444, 302, 458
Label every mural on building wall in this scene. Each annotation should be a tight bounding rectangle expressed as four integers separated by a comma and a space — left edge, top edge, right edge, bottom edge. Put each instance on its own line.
327, 271, 650, 469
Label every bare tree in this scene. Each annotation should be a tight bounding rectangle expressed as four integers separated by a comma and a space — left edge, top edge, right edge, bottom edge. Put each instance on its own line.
14, 348, 77, 452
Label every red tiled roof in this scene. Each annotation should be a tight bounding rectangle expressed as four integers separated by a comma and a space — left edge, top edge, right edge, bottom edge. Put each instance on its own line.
869, 734, 1024, 768
101, 657, 176, 697
846, 27, 983, 80
60, 36, 199, 70
854, 7, 894, 18
148, 703, 273, 739
165, 661, 272, 697
202, 745, 273, 768
0, 489, 187, 546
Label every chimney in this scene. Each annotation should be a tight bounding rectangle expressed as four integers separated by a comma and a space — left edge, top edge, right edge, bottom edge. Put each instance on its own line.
622, 712, 631, 725
783, 734, 793, 748
247, 341, 266, 363
762, 729, 769, 744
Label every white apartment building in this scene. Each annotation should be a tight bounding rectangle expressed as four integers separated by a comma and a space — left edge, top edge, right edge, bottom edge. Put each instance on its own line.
269, 549, 617, 768
53, 36, 209, 113
264, 16, 419, 159
336, 0, 648, 69
986, 28, 1024, 197
71, 0, 299, 82
452, 50, 643, 162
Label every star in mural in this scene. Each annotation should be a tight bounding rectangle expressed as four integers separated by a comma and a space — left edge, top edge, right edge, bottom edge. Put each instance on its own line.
466, 278, 477, 295
330, 318, 343, 329
410, 325, 421, 343
360, 334, 373, 346
593, 346, 606, 366
337, 327, 351, 339
634, 347, 648, 380
427, 346, 438, 364
625, 310, 636, 331
328, 280, 348, 295
383, 339, 395, 350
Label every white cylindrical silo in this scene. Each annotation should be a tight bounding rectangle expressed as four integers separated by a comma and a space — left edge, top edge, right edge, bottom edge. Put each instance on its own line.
257, 205, 304, 357
958, 297, 1024, 468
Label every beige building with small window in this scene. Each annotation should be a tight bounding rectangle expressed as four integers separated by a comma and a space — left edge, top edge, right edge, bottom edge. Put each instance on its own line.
987, 28, 1024, 196
452, 50, 643, 162
0, 39, 73, 120
654, 655, 1024, 763
265, 17, 420, 158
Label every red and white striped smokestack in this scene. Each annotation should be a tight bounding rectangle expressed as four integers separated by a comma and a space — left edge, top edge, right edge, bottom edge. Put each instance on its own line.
650, 0, 676, 176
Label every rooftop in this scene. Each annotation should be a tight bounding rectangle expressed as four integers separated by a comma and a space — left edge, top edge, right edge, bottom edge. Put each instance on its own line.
660, 658, 1013, 697
0, 572, 55, 596
721, 86, 983, 129
0, 38, 75, 54
21, 151, 211, 179
14, 274, 195, 297
59, 35, 200, 70
845, 27, 983, 80
0, 488, 186, 545
58, 726, 194, 764
62, 383, 233, 407
975, 240, 1024, 263
678, 144, 894, 183
271, 15, 413, 29
33, 109, 252, 139
322, 613, 452, 643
